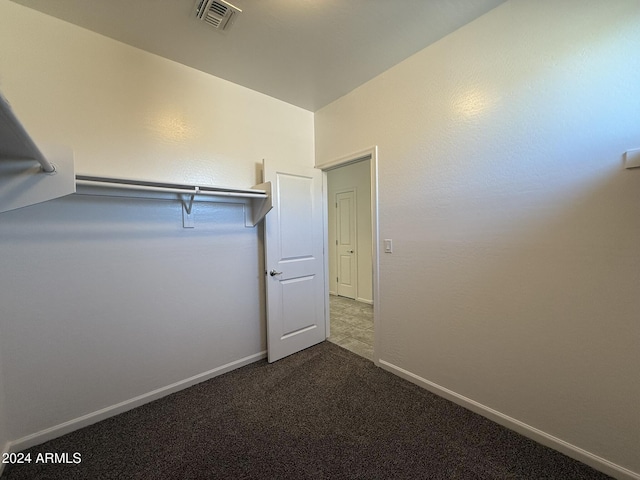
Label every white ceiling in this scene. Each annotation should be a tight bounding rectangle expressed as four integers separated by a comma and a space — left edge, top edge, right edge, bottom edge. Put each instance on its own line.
11, 0, 506, 112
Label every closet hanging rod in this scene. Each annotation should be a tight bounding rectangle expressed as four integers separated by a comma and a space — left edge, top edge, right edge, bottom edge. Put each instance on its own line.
75, 175, 268, 199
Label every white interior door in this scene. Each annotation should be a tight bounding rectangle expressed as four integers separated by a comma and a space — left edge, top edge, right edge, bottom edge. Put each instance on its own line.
336, 190, 357, 299
264, 161, 326, 363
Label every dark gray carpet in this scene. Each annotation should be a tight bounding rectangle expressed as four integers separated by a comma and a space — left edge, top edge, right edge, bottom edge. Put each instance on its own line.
2, 342, 611, 479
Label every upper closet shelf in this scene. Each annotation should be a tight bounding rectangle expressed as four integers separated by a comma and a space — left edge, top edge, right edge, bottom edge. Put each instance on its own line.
75, 175, 272, 228
0, 90, 270, 226
0, 91, 76, 214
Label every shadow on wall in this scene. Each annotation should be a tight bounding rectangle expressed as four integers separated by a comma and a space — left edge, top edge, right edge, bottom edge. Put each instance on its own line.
0, 193, 266, 440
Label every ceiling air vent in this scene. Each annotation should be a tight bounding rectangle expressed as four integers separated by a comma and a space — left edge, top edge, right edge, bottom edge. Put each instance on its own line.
195, 0, 242, 31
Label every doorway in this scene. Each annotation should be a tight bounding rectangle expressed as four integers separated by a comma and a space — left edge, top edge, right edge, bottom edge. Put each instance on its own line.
321, 148, 379, 363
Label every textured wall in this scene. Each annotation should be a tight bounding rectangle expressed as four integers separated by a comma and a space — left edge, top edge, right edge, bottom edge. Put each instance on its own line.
316, 0, 640, 476
0, 1, 312, 185
0, 0, 313, 445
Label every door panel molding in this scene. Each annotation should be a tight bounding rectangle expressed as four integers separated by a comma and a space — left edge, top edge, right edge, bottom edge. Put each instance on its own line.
264, 162, 325, 363
336, 188, 357, 299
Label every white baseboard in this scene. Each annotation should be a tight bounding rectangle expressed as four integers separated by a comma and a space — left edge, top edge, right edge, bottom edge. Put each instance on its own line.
356, 297, 373, 305
378, 359, 639, 480
9, 351, 267, 453
328, 293, 372, 305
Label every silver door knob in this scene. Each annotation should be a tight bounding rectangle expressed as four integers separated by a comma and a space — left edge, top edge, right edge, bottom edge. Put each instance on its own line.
269, 270, 283, 276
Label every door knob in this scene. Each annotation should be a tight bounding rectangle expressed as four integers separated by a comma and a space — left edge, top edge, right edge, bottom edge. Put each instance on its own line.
348, 250, 354, 254
269, 270, 283, 276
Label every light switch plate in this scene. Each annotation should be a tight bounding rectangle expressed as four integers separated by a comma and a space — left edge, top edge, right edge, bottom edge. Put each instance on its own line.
384, 239, 393, 253
624, 148, 640, 169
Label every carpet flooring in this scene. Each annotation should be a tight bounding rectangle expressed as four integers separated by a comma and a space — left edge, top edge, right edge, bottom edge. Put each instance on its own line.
1, 342, 610, 479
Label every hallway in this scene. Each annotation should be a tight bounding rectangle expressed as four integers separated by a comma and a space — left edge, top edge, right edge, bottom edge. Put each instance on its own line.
327, 295, 373, 360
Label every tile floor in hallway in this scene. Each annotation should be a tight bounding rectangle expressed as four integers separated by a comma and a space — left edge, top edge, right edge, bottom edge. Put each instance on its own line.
327, 294, 374, 360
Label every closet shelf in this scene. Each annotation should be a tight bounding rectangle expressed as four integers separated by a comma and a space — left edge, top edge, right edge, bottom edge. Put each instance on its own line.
0, 92, 55, 173
74, 175, 272, 227
0, 90, 76, 214
0, 89, 270, 225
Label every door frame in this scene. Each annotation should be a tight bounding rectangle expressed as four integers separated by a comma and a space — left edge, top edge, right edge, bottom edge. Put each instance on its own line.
319, 146, 380, 366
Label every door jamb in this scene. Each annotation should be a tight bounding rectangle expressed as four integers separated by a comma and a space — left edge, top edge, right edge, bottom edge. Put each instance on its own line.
319, 146, 380, 366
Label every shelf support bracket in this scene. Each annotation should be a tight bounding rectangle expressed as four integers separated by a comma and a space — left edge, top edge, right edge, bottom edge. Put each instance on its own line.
182, 187, 198, 228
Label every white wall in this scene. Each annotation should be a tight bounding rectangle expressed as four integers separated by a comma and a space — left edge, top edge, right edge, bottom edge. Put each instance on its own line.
0, 0, 314, 447
316, 0, 640, 477
327, 160, 373, 303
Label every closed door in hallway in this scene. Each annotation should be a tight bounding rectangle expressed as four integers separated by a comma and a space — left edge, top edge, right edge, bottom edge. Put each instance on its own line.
335, 189, 357, 299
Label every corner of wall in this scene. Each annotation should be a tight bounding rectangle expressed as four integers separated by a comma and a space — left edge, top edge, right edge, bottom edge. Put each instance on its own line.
0, 344, 10, 476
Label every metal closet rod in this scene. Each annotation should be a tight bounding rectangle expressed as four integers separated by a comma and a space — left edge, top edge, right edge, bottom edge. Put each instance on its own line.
75, 175, 268, 198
